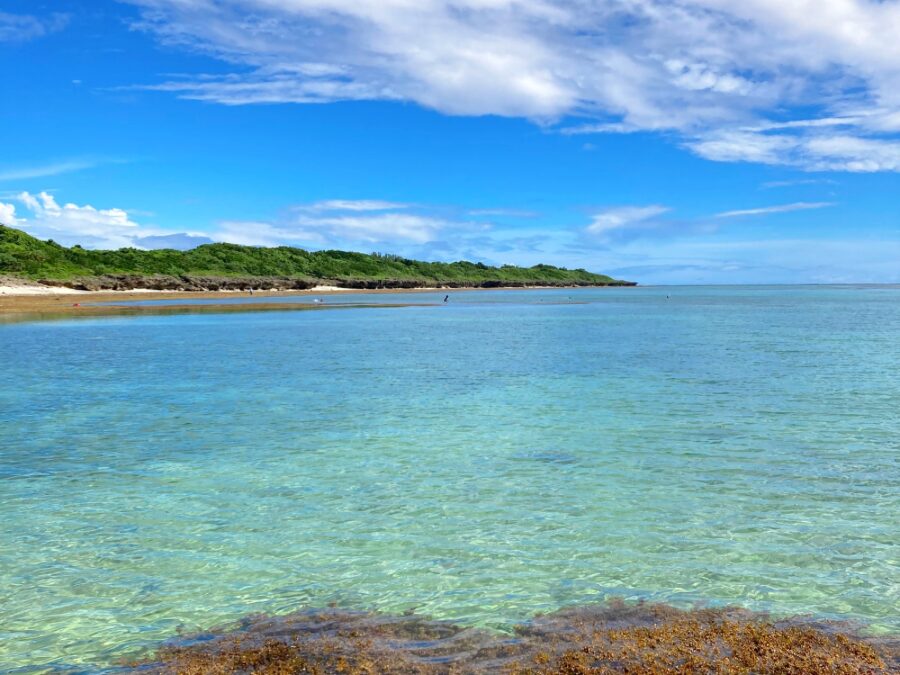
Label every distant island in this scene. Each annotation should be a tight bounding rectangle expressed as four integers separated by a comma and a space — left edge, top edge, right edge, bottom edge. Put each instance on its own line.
0, 224, 635, 291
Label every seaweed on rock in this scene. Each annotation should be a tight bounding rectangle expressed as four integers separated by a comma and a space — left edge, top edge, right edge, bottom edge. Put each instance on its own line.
129, 600, 899, 674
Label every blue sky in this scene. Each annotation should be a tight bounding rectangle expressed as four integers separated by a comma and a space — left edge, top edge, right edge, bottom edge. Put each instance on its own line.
1, 0, 899, 283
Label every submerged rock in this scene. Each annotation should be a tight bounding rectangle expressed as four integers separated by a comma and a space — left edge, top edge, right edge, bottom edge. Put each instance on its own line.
127, 600, 898, 674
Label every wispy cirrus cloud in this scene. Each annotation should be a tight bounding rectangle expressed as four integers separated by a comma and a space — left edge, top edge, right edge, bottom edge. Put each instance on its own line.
296, 199, 409, 213
214, 200, 470, 248
578, 199, 838, 248
598, 237, 900, 285
210, 201, 563, 264
0, 11, 69, 42
0, 158, 123, 182
123, 0, 900, 172
215, 214, 447, 247
715, 201, 836, 219
294, 213, 446, 245
761, 178, 837, 189
467, 208, 539, 218
583, 205, 674, 244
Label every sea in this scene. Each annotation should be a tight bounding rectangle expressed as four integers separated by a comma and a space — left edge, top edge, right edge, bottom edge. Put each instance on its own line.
1, 285, 898, 672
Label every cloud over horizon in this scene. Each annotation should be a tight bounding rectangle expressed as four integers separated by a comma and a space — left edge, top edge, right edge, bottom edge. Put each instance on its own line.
213, 200, 489, 252
0, 194, 503, 260
0, 192, 210, 251
2, 191, 893, 284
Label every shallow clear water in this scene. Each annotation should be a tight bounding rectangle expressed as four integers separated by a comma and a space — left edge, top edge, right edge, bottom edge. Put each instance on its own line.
2, 286, 898, 672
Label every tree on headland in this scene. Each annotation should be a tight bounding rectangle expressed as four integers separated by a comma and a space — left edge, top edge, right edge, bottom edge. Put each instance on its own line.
0, 224, 635, 289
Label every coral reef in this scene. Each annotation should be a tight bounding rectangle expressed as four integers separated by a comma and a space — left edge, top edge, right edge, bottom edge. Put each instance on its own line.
130, 600, 898, 674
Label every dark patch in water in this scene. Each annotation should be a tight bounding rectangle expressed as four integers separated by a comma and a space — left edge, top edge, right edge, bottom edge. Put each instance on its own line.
126, 600, 899, 674
512, 450, 580, 465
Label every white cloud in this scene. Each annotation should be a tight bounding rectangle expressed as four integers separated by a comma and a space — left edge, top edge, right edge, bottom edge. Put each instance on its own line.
295, 213, 445, 244
297, 200, 409, 212
0, 159, 107, 182
214, 221, 306, 247
688, 128, 900, 172
467, 208, 539, 218
688, 130, 801, 166
2, 192, 207, 250
125, 0, 900, 171
212, 216, 530, 265
658, 238, 900, 284
133, 233, 214, 250
585, 205, 671, 242
2, 193, 478, 252
4, 192, 895, 284
14, 192, 141, 249
803, 135, 900, 171
554, 233, 900, 285
583, 201, 838, 246
715, 202, 835, 219
215, 201, 456, 248
761, 178, 837, 189
0, 202, 21, 226
0, 11, 69, 42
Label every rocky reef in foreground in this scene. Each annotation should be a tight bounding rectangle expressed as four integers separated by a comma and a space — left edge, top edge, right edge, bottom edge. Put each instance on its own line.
129, 600, 898, 674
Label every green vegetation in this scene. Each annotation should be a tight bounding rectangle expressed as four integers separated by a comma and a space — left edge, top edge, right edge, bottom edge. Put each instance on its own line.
0, 224, 633, 287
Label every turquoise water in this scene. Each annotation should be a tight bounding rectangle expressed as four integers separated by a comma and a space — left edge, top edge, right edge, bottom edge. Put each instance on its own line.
1, 286, 898, 672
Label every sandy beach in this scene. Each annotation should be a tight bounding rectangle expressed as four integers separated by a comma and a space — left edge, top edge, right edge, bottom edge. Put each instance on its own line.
0, 284, 86, 296
0, 280, 591, 321
0, 282, 448, 321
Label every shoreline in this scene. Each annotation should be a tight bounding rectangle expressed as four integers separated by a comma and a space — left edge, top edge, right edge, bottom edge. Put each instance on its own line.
0, 284, 603, 322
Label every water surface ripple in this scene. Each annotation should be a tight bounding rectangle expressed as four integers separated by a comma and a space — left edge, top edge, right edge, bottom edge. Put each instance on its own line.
1, 286, 898, 671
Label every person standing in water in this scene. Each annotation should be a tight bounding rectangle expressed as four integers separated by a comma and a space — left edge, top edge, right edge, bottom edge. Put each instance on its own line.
443, 295, 449, 303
